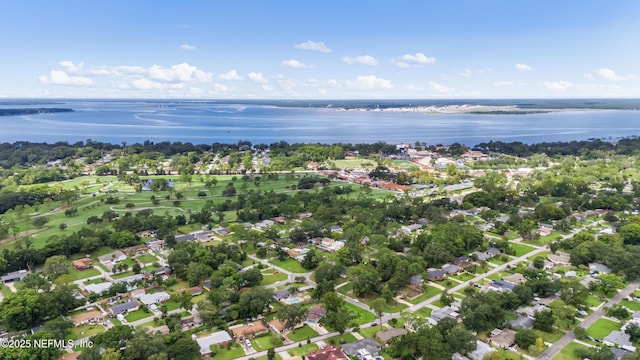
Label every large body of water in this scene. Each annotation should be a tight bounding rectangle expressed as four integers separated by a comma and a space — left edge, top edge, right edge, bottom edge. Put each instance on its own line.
1, 99, 640, 146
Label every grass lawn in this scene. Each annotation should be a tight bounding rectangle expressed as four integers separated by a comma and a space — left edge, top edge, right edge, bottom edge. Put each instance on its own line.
552, 341, 591, 360
511, 243, 535, 256
111, 271, 135, 279
451, 272, 476, 282
260, 272, 288, 286
109, 318, 122, 326
534, 329, 565, 343
325, 333, 357, 346
586, 295, 604, 308
68, 266, 101, 280
621, 300, 640, 311
288, 343, 319, 357
164, 300, 181, 311
251, 333, 283, 351
212, 343, 245, 360
70, 324, 105, 340
407, 286, 442, 304
135, 254, 158, 263
414, 306, 433, 318
255, 355, 283, 360
489, 257, 508, 266
343, 302, 376, 325
337, 283, 352, 295
587, 318, 621, 339
358, 325, 381, 338
287, 325, 319, 342
125, 309, 154, 322
270, 258, 308, 273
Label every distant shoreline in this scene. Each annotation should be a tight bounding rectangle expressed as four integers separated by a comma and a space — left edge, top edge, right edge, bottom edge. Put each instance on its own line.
0, 108, 74, 116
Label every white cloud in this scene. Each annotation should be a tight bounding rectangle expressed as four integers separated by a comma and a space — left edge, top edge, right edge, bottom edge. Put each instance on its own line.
393, 53, 436, 68
541, 81, 574, 91
38, 70, 92, 86
515, 63, 533, 71
148, 63, 212, 82
212, 83, 229, 92
345, 75, 393, 90
405, 84, 425, 92
281, 59, 310, 69
219, 70, 243, 80
179, 44, 196, 51
294, 40, 331, 53
59, 60, 84, 73
248, 72, 268, 84
428, 81, 454, 94
459, 68, 491, 77
342, 55, 378, 66
596, 68, 623, 81
494, 81, 514, 87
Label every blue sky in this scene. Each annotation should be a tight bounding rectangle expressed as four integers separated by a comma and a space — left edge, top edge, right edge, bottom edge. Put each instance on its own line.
1, 0, 639, 99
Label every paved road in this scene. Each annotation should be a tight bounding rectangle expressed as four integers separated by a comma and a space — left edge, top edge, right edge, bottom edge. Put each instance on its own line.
537, 278, 640, 360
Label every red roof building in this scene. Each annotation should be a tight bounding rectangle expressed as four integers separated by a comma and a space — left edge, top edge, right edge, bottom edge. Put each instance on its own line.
306, 345, 348, 360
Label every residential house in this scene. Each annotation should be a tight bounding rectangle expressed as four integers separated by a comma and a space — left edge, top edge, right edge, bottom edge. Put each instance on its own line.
84, 282, 111, 295
317, 238, 345, 252
122, 245, 147, 257
508, 316, 534, 330
110, 301, 139, 316
538, 227, 553, 236
255, 219, 275, 230
113, 274, 144, 284
155, 266, 171, 276
486, 247, 501, 257
489, 328, 516, 349
467, 341, 496, 360
269, 318, 303, 333
139, 292, 170, 306
307, 305, 327, 324
488, 280, 515, 292
330, 225, 343, 233
442, 264, 462, 275
202, 280, 212, 291
229, 322, 269, 340
589, 263, 612, 274
604, 330, 635, 351
399, 224, 422, 235
375, 328, 408, 345
273, 216, 287, 224
274, 288, 291, 301
130, 289, 146, 299
71, 310, 104, 327
147, 240, 165, 252
342, 338, 381, 360
406, 274, 424, 293
147, 325, 170, 336
547, 253, 571, 265
306, 344, 348, 360
71, 258, 93, 271
470, 251, 491, 262
98, 250, 127, 266
189, 286, 203, 296
298, 212, 313, 219
1, 269, 30, 283
427, 269, 447, 281
431, 306, 459, 322
196, 331, 233, 355
503, 273, 526, 285
181, 314, 203, 331
565, 270, 577, 279
453, 257, 471, 268
174, 234, 195, 243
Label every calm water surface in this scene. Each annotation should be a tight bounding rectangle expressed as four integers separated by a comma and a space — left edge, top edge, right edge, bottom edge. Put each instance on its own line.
1, 100, 639, 146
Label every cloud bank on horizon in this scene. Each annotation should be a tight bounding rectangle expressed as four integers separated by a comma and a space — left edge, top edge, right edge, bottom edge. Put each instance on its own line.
1, 0, 639, 99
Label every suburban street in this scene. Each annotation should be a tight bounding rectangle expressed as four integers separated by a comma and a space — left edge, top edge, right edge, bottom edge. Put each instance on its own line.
537, 278, 640, 360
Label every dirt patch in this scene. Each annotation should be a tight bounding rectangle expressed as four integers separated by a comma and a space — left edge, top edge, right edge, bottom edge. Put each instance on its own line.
0, 228, 46, 246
